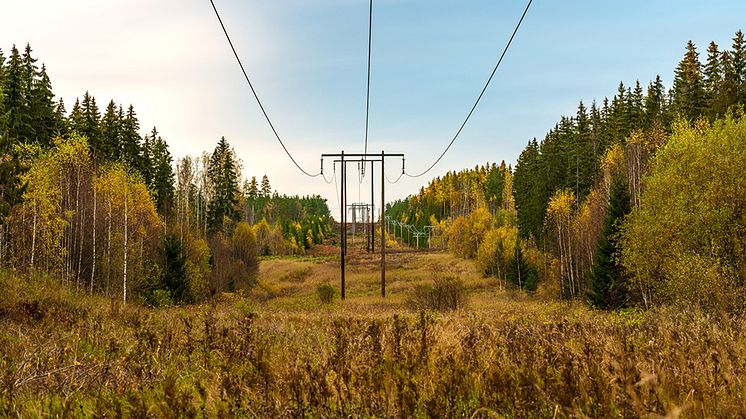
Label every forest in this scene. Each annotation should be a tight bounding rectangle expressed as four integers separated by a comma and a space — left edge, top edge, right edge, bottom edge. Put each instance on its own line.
0, 43, 332, 306
1, 25, 746, 417
387, 31, 746, 312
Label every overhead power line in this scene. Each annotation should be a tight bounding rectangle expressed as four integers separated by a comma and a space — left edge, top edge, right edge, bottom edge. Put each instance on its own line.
404, 0, 533, 179
209, 0, 321, 178
362, 0, 373, 176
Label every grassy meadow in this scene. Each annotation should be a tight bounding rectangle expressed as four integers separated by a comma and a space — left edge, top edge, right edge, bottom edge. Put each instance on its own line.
1, 247, 745, 417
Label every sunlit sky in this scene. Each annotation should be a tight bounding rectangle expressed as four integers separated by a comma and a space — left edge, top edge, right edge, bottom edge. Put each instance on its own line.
3, 0, 745, 218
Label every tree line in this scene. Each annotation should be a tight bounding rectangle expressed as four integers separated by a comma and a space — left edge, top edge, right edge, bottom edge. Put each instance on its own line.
387, 31, 746, 311
0, 43, 331, 305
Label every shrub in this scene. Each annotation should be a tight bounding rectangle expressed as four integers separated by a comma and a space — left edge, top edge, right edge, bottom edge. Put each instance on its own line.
409, 276, 466, 311
316, 283, 337, 304
146, 289, 173, 308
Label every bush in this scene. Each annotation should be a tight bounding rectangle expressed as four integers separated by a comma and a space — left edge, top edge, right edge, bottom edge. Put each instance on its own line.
409, 276, 467, 311
146, 289, 173, 308
316, 284, 337, 304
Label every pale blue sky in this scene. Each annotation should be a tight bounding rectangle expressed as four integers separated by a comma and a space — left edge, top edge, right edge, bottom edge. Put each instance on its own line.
2, 0, 745, 217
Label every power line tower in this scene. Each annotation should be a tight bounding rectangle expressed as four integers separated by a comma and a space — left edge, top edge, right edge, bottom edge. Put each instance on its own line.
321, 151, 404, 299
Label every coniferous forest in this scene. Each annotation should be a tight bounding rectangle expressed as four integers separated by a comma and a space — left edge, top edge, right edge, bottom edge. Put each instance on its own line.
1, 28, 746, 417
387, 31, 746, 312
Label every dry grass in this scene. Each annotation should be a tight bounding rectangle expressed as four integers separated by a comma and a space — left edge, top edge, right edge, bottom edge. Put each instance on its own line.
1, 251, 745, 417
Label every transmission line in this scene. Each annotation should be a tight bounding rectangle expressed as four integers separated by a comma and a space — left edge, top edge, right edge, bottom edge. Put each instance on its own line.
404, 0, 533, 179
362, 0, 373, 177
209, 0, 321, 178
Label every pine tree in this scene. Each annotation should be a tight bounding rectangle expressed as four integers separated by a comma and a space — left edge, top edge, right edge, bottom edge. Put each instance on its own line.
260, 174, 271, 197
589, 174, 631, 309
247, 176, 259, 199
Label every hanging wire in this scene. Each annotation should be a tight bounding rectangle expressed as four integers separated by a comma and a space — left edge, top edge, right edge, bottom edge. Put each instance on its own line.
209, 0, 321, 178
405, 0, 533, 178
322, 160, 335, 184
362, 0, 373, 177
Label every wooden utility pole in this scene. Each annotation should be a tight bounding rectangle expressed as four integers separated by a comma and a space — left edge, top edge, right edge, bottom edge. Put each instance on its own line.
340, 151, 346, 300
370, 161, 375, 253
380, 150, 385, 298
321, 152, 403, 300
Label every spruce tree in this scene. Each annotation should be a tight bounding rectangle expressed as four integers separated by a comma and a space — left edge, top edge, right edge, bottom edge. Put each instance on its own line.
704, 42, 722, 117
100, 100, 121, 161
730, 30, 745, 105
68, 98, 85, 135
53, 98, 68, 136
121, 105, 141, 169
161, 234, 190, 303
507, 242, 530, 290
0, 85, 25, 224
644, 75, 666, 129
149, 132, 175, 218
207, 137, 240, 233
0, 48, 5, 85
627, 81, 645, 130
672, 40, 706, 121
513, 139, 545, 242
29, 64, 56, 146
589, 174, 632, 309
81, 92, 101, 152
720, 50, 739, 111
3, 45, 33, 144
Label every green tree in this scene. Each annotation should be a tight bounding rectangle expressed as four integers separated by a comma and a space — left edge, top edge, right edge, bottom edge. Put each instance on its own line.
513, 139, 545, 242
52, 99, 68, 136
121, 105, 141, 170
3, 45, 33, 144
260, 174, 271, 197
68, 98, 85, 136
207, 137, 240, 233
621, 116, 746, 311
29, 64, 55, 146
99, 100, 121, 161
507, 241, 530, 290
0, 85, 25, 224
672, 40, 706, 121
732, 30, 745, 104
81, 92, 101, 150
589, 174, 631, 309
161, 234, 190, 303
149, 131, 175, 218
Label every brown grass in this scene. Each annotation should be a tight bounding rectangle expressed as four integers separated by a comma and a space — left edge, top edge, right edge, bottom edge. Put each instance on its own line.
1, 252, 745, 417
